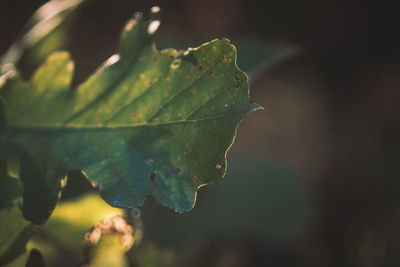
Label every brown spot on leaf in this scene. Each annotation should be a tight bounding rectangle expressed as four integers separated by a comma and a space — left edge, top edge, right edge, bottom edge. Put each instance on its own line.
209, 70, 214, 77
198, 64, 203, 70
212, 46, 217, 51
193, 176, 198, 182
235, 84, 240, 90
216, 164, 222, 169
234, 73, 241, 81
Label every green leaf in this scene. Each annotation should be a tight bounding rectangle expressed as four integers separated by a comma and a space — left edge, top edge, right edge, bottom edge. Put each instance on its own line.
0, 9, 260, 224
0, 0, 84, 69
0, 204, 32, 266
129, 244, 177, 267
0, 159, 35, 266
84, 234, 129, 267
30, 193, 125, 267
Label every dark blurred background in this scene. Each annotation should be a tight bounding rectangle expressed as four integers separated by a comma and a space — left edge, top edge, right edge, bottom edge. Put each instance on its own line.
1, 0, 400, 266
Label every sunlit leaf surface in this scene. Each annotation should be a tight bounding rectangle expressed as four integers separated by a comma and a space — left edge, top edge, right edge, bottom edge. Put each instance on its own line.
0, 9, 260, 224
30, 193, 125, 267
84, 234, 129, 267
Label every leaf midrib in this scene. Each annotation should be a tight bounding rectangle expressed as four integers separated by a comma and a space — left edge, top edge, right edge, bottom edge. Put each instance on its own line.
1, 110, 248, 132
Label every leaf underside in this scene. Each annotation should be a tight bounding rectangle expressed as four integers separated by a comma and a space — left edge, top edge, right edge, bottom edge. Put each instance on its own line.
0, 11, 260, 224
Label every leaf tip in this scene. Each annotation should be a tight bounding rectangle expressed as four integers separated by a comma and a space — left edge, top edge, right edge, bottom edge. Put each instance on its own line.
249, 102, 263, 112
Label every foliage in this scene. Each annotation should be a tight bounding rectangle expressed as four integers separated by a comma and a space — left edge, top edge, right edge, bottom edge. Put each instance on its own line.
0, 1, 269, 266
0, 8, 259, 225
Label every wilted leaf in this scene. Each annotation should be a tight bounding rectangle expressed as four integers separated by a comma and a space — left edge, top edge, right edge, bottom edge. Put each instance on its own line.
0, 9, 260, 224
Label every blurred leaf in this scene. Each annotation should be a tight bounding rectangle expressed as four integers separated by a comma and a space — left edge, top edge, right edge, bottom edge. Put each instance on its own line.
142, 158, 311, 245
25, 249, 46, 267
0, 0, 84, 69
0, 205, 33, 266
49, 193, 123, 229
0, 161, 22, 209
30, 193, 123, 267
233, 38, 296, 77
0, 9, 259, 224
2, 253, 31, 267
0, 159, 35, 267
130, 243, 177, 267
84, 234, 129, 267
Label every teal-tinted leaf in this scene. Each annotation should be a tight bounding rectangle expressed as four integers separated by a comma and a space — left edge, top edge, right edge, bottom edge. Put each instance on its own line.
0, 9, 260, 224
